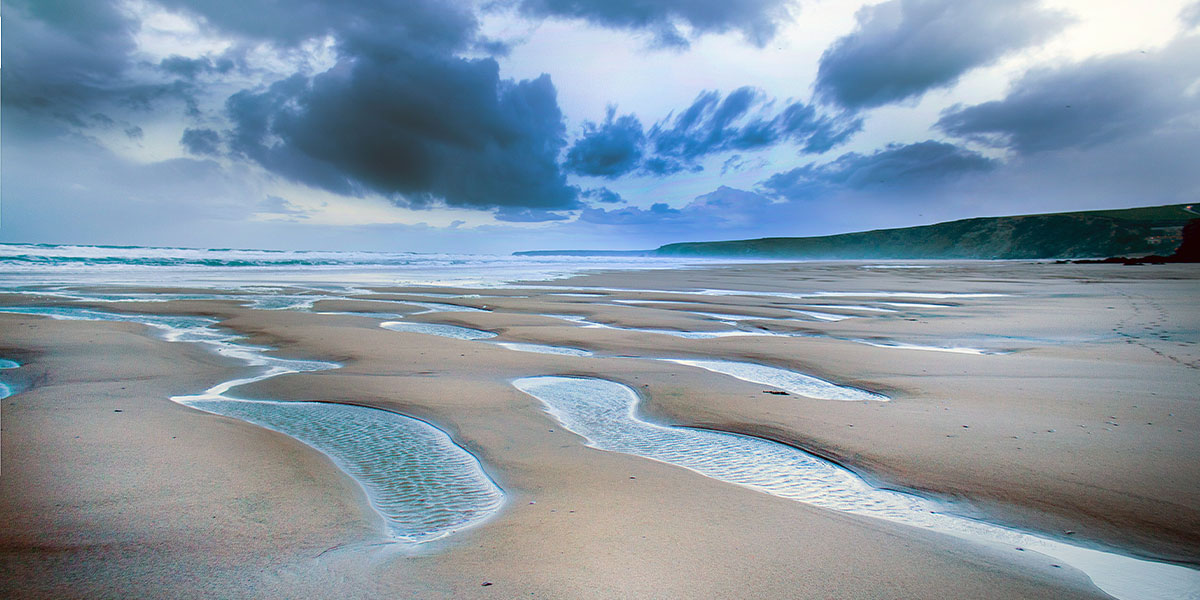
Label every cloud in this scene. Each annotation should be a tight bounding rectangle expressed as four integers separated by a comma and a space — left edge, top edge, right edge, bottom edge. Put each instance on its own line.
0, 1, 134, 95
78, 0, 579, 213
580, 185, 774, 227
563, 109, 645, 177
581, 187, 624, 203
510, 0, 793, 48
159, 55, 235, 80
564, 88, 860, 178
650, 88, 762, 158
640, 156, 693, 176
225, 51, 578, 211
815, 0, 1068, 110
155, 0, 478, 52
577, 144, 997, 240
494, 207, 572, 222
579, 202, 683, 225
1, 0, 137, 121
1184, 2, 1200, 29
258, 195, 309, 217
936, 35, 1200, 154
181, 128, 222, 156
762, 140, 996, 200
720, 154, 768, 175
5, 0, 582, 214
649, 87, 861, 160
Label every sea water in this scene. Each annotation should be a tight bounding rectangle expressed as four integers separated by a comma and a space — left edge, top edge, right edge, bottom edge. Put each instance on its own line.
0, 305, 504, 542
514, 376, 1200, 600
0, 243, 732, 288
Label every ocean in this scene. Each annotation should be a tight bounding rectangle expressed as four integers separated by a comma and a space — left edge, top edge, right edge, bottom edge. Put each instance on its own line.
0, 242, 743, 288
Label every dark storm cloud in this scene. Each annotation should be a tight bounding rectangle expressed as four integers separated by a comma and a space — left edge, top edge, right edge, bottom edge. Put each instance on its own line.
762, 141, 996, 200
226, 52, 578, 210
159, 55, 235, 80
564, 88, 860, 178
170, 0, 582, 211
563, 110, 646, 177
1, 1, 215, 133
511, 0, 792, 47
6, 0, 581, 213
150, 0, 578, 212
154, 0, 478, 52
181, 128, 222, 156
936, 35, 1200, 155
581, 187, 624, 203
1, 0, 136, 119
640, 156, 693, 176
815, 0, 1068, 110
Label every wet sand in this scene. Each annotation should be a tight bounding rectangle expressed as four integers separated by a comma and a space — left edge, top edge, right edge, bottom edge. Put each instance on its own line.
2, 260, 1197, 598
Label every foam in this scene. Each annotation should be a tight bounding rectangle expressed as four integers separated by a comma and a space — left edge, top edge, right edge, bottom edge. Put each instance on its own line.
610, 299, 686, 304
850, 339, 994, 355
792, 310, 854, 322
696, 289, 1007, 300
400, 301, 489, 314
540, 313, 784, 339
796, 304, 898, 313
663, 359, 887, 402
316, 311, 411, 320
8, 289, 339, 311
513, 376, 1200, 600
491, 342, 593, 356
685, 311, 773, 322
380, 321, 497, 340
0, 359, 15, 401
808, 291, 1006, 299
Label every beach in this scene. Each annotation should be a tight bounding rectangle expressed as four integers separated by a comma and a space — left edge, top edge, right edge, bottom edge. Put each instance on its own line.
1, 258, 1197, 598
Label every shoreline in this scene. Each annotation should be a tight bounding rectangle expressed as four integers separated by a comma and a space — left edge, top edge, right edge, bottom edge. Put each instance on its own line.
2, 260, 1197, 597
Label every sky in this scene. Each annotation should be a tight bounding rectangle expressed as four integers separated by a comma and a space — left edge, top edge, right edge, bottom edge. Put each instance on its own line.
2, 0, 1198, 253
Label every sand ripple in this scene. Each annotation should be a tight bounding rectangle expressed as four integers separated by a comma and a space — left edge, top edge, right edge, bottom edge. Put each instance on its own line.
514, 376, 1200, 600
0, 305, 505, 543
180, 397, 504, 542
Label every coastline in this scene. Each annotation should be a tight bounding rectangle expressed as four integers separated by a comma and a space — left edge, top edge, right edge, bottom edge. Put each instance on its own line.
2, 259, 1197, 597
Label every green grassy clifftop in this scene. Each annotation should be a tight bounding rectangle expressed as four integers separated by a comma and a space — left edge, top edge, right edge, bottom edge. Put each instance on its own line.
655, 204, 1197, 259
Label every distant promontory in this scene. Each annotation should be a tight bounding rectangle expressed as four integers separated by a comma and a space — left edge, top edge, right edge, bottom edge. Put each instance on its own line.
516, 204, 1198, 260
